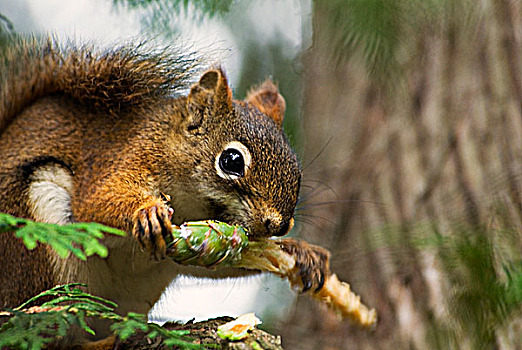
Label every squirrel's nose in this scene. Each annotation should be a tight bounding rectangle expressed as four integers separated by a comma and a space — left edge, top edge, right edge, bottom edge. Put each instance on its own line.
263, 217, 294, 237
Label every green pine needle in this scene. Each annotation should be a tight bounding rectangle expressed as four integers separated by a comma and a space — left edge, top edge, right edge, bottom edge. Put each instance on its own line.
0, 212, 125, 260
1, 284, 202, 349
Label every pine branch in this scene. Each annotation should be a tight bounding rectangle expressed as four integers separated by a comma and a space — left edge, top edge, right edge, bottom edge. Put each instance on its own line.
0, 212, 125, 260
0, 284, 202, 349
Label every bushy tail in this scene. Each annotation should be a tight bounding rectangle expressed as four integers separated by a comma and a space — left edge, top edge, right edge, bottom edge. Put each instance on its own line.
0, 36, 201, 133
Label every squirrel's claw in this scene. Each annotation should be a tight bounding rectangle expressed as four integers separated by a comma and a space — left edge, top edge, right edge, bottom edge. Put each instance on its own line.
279, 238, 330, 293
133, 202, 173, 260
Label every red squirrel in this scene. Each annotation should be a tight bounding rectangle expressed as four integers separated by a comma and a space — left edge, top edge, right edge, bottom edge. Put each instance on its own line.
0, 38, 327, 344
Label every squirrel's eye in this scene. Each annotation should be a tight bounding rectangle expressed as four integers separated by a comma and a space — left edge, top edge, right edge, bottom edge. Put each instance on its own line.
215, 141, 252, 180
219, 149, 245, 177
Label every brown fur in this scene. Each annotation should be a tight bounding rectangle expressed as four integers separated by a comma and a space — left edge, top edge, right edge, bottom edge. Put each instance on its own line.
0, 37, 199, 132
0, 38, 322, 345
279, 238, 330, 293
246, 81, 286, 128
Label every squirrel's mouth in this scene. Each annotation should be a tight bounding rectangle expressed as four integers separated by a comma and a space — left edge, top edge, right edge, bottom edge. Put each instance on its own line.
217, 217, 294, 241
207, 202, 295, 239
212, 215, 264, 240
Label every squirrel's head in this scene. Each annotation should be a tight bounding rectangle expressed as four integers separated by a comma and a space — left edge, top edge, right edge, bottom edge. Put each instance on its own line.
178, 68, 301, 238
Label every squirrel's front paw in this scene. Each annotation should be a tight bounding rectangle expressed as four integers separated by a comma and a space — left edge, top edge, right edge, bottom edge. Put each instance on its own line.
133, 202, 174, 260
279, 238, 330, 293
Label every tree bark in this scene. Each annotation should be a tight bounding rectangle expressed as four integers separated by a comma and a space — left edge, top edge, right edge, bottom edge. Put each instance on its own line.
281, 1, 522, 349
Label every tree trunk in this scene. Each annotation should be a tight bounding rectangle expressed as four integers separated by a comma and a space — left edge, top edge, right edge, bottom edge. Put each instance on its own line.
281, 1, 522, 349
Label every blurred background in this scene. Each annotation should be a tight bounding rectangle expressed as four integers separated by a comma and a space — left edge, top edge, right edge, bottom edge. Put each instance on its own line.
1, 0, 521, 349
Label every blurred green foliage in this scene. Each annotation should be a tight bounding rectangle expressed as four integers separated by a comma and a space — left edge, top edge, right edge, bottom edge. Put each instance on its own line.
0, 13, 13, 33
0, 12, 15, 49
318, 0, 401, 80
316, 0, 483, 87
369, 220, 522, 349
435, 226, 521, 349
113, 0, 233, 36
113, 0, 233, 16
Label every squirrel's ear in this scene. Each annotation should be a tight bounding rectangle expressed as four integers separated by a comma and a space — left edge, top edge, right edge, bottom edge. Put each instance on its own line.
187, 68, 233, 129
246, 81, 286, 128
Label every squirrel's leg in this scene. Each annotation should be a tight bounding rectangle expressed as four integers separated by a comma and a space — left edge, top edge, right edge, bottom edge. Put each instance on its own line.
278, 238, 331, 293
133, 199, 173, 260
71, 168, 172, 260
